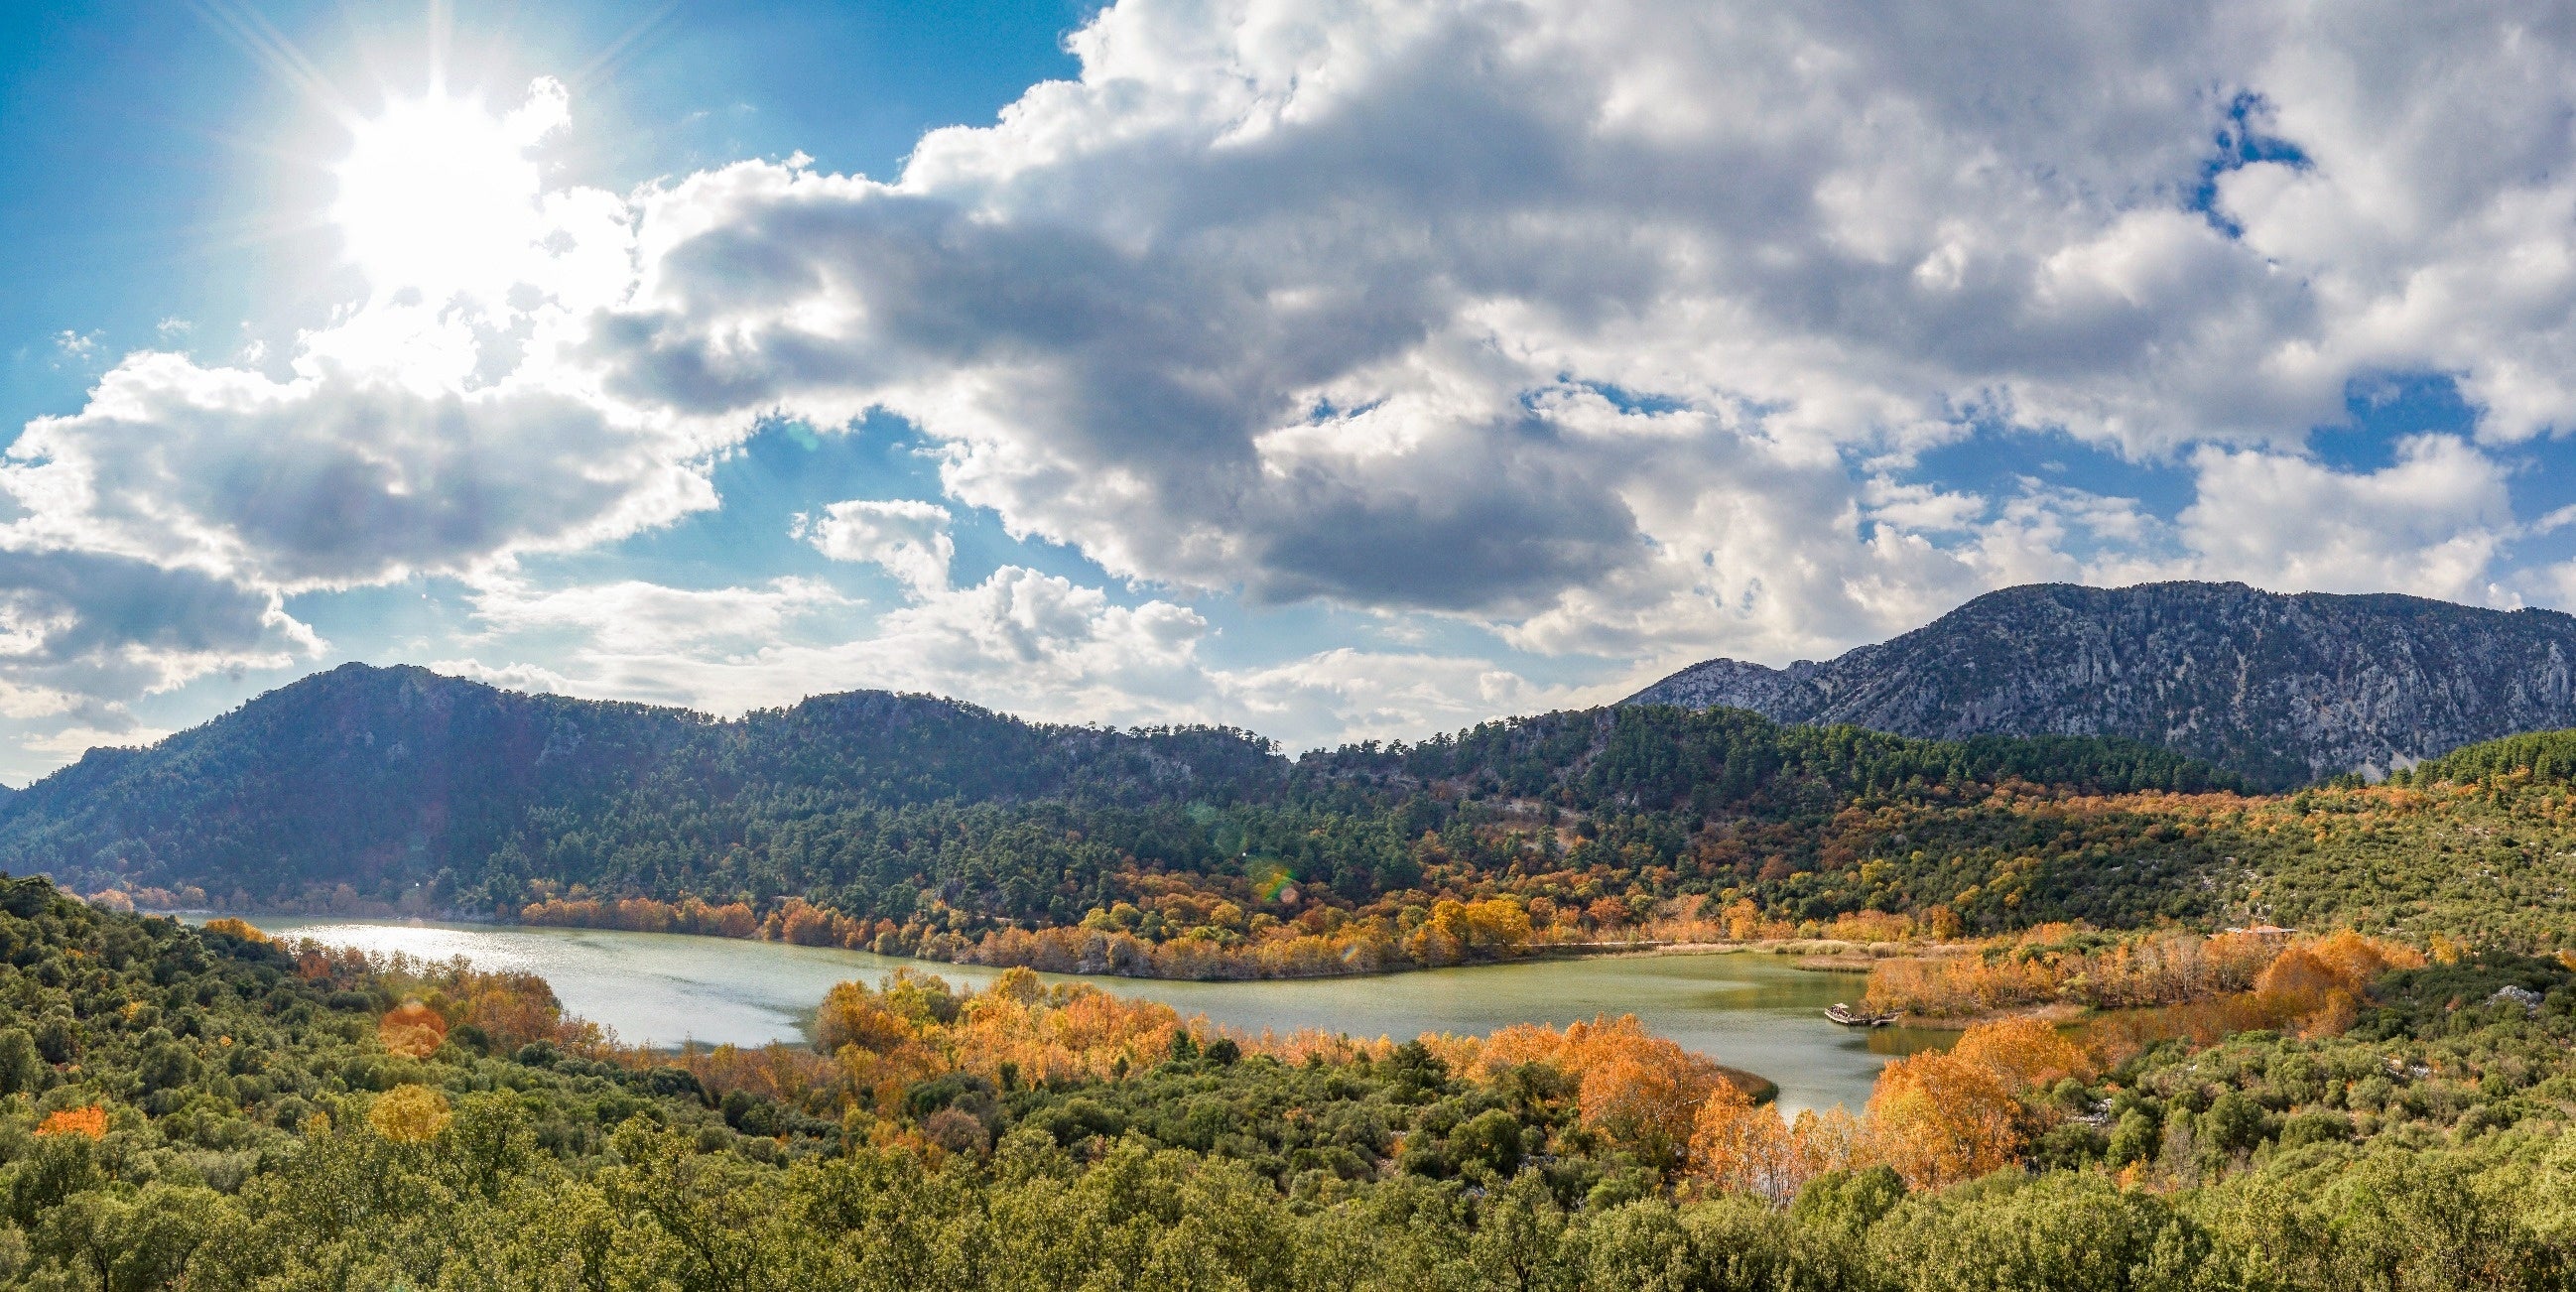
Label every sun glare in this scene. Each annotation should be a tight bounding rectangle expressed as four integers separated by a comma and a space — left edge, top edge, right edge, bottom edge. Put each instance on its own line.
331, 78, 568, 301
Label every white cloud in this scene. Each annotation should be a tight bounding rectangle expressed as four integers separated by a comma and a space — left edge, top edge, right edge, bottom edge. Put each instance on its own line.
1216, 649, 1613, 751
50, 331, 100, 368
575, 0, 2576, 665
2175, 436, 2518, 602
0, 549, 316, 699
799, 499, 956, 594
539, 566, 1208, 718
20, 719, 172, 764
426, 657, 572, 695
448, 561, 1620, 753
2, 343, 710, 591
466, 577, 852, 653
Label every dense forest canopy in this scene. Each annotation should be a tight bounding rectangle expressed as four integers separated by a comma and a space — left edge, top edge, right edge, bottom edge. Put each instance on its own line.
0, 875, 2567, 1287
2394, 728, 2576, 787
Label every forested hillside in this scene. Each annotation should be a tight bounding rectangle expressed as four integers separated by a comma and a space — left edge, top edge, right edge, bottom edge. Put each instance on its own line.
13, 663, 2576, 981
0, 877, 2569, 1287
0, 664, 1285, 909
0, 665, 2259, 977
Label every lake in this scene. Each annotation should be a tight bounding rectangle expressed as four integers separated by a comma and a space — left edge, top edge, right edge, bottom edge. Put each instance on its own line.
235, 917, 1950, 1113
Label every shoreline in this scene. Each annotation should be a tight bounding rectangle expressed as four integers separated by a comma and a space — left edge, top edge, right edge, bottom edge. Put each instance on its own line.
188, 907, 1962, 985
195, 909, 1808, 1103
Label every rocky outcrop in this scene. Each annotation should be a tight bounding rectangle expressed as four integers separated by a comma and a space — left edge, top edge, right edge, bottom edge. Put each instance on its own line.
1625, 581, 2576, 789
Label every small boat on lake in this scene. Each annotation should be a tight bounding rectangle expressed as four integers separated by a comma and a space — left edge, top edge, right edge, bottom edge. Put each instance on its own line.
1825, 1002, 1896, 1028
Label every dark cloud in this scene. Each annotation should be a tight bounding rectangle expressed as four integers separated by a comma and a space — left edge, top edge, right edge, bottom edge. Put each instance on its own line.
0, 547, 308, 698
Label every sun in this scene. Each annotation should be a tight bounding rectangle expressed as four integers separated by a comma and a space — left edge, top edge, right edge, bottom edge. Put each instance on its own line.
331, 78, 568, 301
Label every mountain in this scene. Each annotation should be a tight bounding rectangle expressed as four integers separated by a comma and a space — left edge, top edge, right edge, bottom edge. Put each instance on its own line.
1624, 581, 2576, 789
0, 662, 1286, 911
0, 663, 2231, 946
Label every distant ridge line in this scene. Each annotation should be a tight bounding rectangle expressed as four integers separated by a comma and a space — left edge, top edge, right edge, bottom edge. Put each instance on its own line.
1623, 581, 2576, 789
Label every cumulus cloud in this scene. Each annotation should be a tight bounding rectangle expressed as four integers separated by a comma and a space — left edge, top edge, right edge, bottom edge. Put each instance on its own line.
51, 331, 101, 365
2176, 437, 2518, 602
1216, 649, 1609, 751
426, 657, 572, 696
464, 564, 1208, 719
800, 499, 956, 594
2, 345, 708, 591
0, 549, 314, 698
0, 547, 313, 777
459, 561, 1617, 752
567, 0, 2576, 661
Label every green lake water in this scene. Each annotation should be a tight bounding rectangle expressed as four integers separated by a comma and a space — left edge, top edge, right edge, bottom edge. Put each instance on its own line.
236, 917, 1950, 1113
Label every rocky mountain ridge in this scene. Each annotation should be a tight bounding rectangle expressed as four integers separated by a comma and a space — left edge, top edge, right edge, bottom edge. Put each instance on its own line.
1625, 581, 2576, 789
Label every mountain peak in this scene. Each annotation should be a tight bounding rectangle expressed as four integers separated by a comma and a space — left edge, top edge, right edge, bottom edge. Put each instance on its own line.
1626, 581, 2576, 788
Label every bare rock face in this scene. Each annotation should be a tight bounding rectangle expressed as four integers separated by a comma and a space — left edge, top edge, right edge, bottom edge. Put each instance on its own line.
1624, 581, 2576, 789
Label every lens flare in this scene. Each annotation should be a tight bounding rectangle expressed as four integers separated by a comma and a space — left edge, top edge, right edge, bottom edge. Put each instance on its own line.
1249, 859, 1299, 905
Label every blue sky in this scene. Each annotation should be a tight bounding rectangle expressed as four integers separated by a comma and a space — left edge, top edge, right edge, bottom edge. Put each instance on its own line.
3, 0, 2576, 783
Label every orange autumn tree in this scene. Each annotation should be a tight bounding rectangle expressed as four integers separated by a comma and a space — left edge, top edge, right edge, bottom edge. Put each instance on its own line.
1689, 1081, 1796, 1201
451, 970, 568, 1052
814, 971, 951, 1109
1948, 1016, 2093, 1095
1866, 927, 2424, 1021
1864, 1048, 2021, 1189
35, 1106, 106, 1140
199, 917, 271, 944
1472, 1014, 1733, 1164
2306, 929, 2423, 987
816, 978, 932, 1054
1788, 1104, 1864, 1184
2248, 931, 2421, 1037
2086, 929, 2426, 1056
734, 965, 1219, 1118
668, 1042, 841, 1111
1688, 1090, 1867, 1204
1854, 1015, 2094, 1190
378, 1000, 450, 1058
945, 968, 1185, 1086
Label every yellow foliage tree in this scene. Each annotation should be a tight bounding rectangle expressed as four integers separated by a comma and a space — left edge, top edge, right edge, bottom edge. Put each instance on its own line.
815, 980, 927, 1055
1557, 1016, 1730, 1162
199, 917, 270, 944
2306, 929, 2423, 987
369, 1085, 451, 1143
1447, 1014, 1738, 1163
453, 971, 564, 1052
